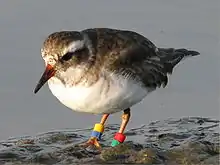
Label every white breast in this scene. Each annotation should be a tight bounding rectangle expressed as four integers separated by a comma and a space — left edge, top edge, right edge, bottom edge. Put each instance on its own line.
48, 73, 152, 114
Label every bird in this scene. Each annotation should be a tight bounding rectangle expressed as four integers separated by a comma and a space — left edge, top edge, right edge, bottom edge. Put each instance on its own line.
34, 28, 199, 149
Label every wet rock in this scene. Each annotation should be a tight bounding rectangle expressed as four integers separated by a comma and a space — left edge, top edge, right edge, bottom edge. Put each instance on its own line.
166, 141, 220, 165
100, 142, 146, 164
101, 142, 164, 164
0, 117, 219, 165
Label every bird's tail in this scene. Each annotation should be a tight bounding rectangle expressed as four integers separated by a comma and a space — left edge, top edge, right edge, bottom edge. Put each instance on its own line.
158, 48, 200, 73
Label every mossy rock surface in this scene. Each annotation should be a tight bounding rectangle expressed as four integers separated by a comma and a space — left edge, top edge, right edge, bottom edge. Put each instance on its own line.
0, 117, 219, 165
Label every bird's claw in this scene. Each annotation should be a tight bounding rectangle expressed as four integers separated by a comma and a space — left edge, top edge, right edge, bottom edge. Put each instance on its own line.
78, 137, 102, 152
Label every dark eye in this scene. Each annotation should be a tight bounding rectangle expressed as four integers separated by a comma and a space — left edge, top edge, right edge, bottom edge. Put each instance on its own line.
61, 52, 73, 61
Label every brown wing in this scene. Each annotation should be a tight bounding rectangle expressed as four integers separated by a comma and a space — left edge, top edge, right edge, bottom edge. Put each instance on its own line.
81, 28, 199, 89
112, 46, 199, 89
95, 29, 170, 89
111, 44, 170, 89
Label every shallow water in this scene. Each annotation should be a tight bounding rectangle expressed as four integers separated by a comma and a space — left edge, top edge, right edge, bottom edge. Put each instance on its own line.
0, 117, 219, 165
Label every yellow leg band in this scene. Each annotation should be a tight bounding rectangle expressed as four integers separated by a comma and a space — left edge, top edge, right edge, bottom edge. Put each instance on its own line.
93, 123, 104, 133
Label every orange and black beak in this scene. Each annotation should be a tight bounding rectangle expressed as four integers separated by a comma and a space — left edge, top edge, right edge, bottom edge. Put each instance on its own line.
34, 64, 56, 94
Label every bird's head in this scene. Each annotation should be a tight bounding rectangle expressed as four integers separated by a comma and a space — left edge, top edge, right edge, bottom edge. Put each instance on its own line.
34, 31, 91, 93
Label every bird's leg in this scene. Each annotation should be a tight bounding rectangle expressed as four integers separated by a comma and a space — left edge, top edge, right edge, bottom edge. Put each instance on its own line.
80, 114, 109, 149
111, 108, 131, 147
100, 114, 109, 125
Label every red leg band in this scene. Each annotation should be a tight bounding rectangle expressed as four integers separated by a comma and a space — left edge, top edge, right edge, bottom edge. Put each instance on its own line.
114, 132, 126, 143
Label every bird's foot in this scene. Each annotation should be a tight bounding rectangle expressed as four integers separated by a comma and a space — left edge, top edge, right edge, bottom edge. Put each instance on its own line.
78, 123, 104, 151
78, 137, 102, 152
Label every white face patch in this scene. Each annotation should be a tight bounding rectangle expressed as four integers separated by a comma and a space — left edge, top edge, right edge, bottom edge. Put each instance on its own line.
41, 48, 58, 66
44, 55, 57, 66
63, 40, 85, 55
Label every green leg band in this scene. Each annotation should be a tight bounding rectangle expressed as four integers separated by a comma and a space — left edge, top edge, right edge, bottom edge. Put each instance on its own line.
111, 139, 121, 147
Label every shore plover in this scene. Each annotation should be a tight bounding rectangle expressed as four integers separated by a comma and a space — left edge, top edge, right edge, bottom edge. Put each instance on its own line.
34, 28, 199, 148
